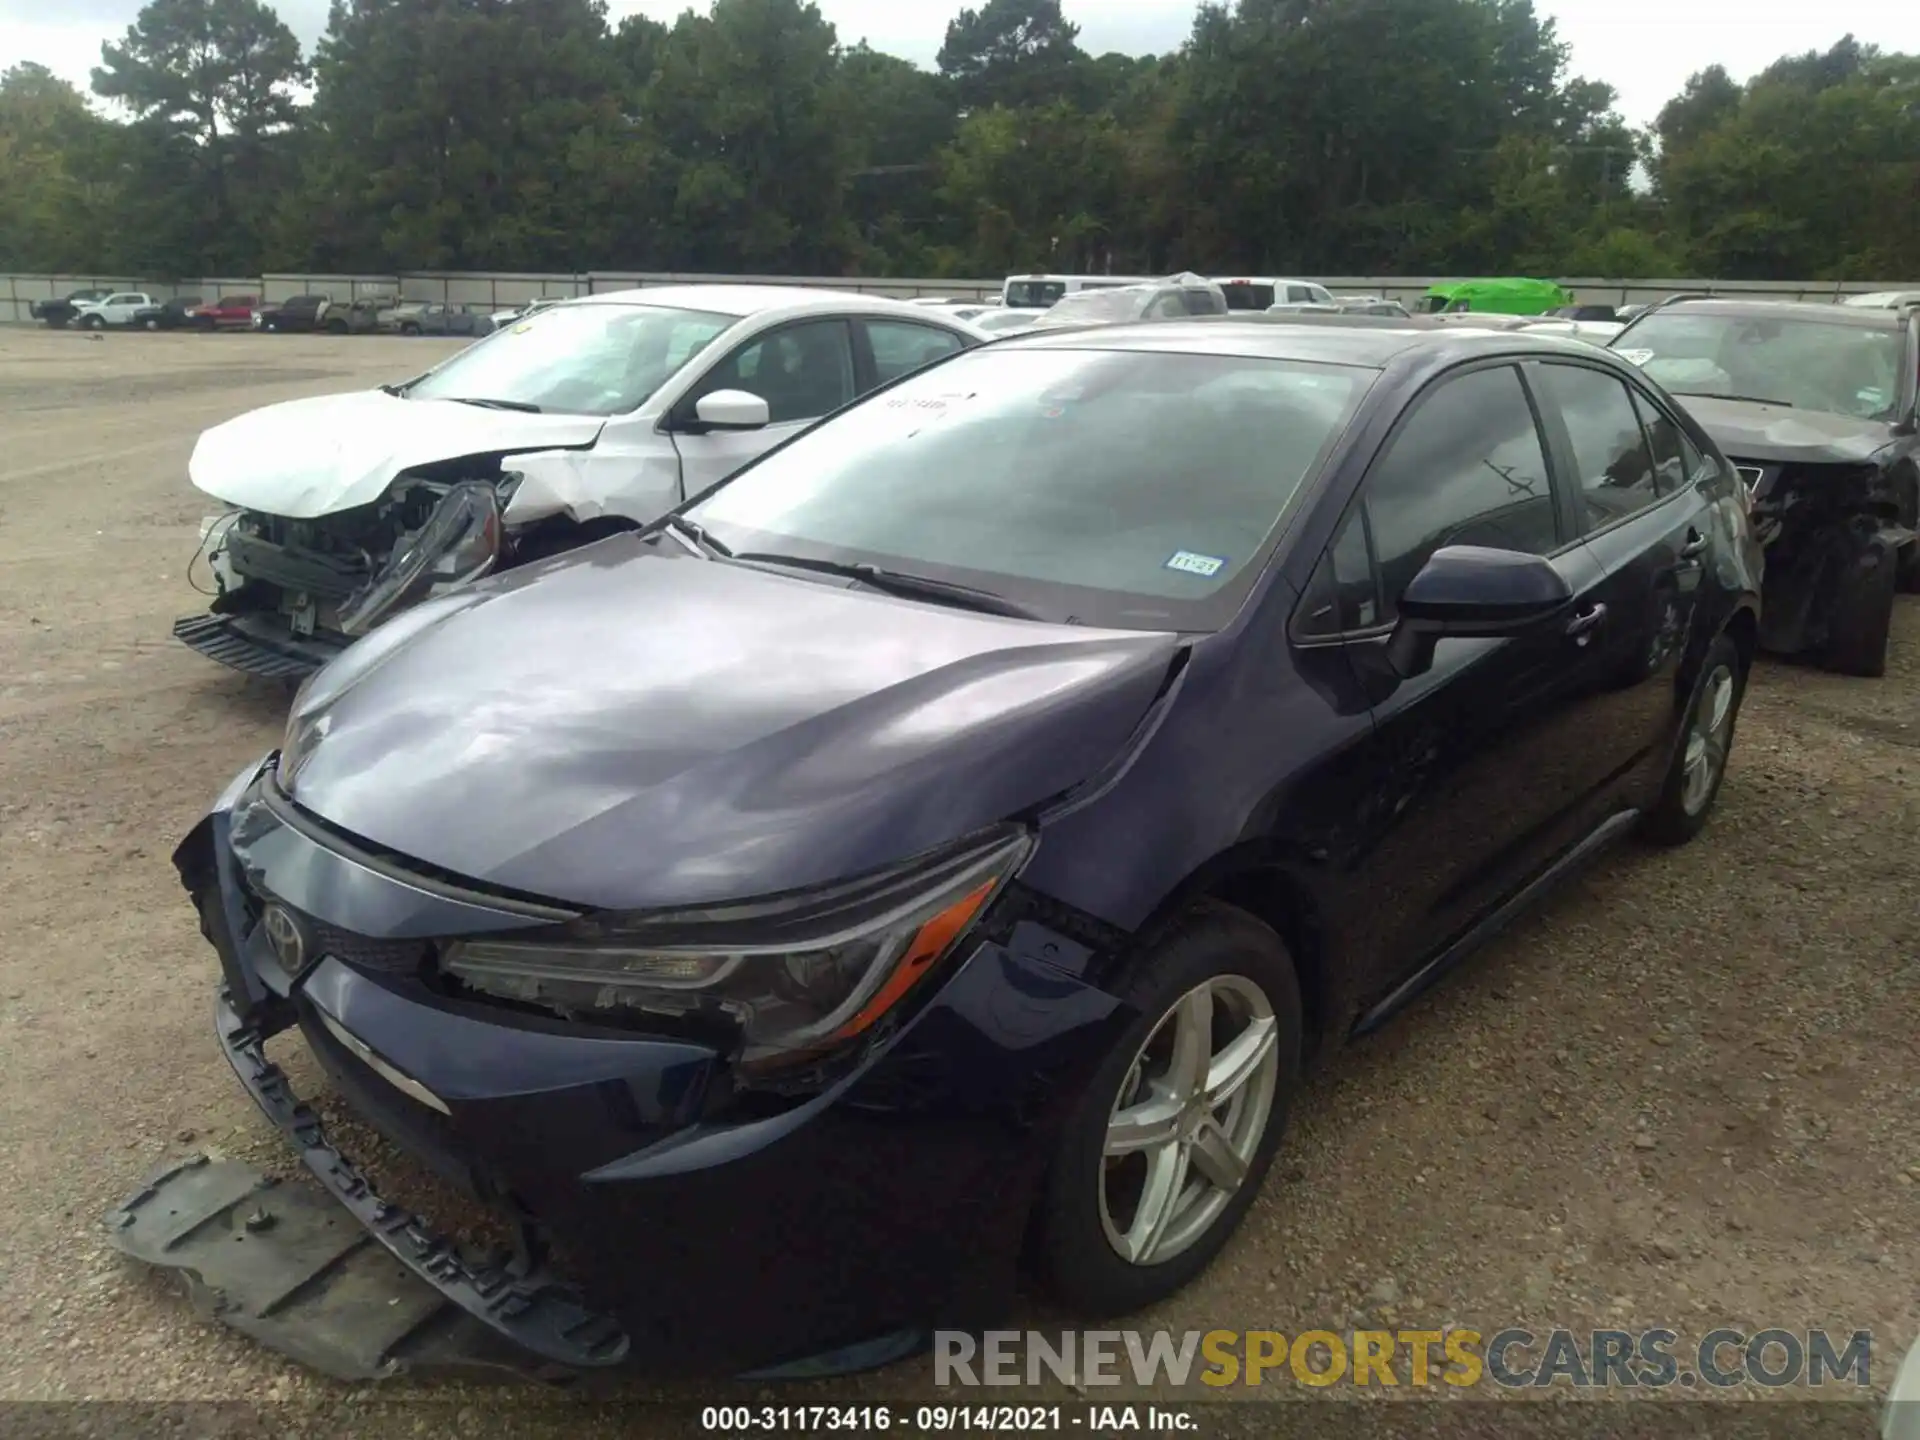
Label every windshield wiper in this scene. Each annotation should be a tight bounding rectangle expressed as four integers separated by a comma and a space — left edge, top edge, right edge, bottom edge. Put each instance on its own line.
1670, 390, 1794, 408
732, 552, 1049, 621
661, 515, 733, 557
442, 395, 544, 413
377, 382, 408, 396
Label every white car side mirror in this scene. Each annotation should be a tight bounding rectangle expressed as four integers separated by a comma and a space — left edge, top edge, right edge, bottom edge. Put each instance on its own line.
693, 389, 771, 431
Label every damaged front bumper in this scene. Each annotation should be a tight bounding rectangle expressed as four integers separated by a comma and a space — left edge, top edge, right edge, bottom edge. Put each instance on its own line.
210, 983, 630, 1370
145, 757, 1126, 1380
177, 482, 504, 681
1742, 459, 1914, 658
172, 611, 350, 681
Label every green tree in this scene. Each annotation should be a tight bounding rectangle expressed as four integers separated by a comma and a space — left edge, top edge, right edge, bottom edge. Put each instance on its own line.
1653, 65, 1741, 155
91, 0, 307, 271
1653, 40, 1920, 278
642, 0, 855, 272
0, 65, 120, 270
934, 101, 1127, 274
1167, 0, 1597, 272
306, 0, 625, 270
937, 0, 1086, 111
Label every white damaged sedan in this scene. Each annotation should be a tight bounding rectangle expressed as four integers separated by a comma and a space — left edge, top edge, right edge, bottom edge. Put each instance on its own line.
175, 285, 985, 678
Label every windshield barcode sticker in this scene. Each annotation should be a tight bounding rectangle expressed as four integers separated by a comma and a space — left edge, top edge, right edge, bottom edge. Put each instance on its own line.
1165, 550, 1226, 577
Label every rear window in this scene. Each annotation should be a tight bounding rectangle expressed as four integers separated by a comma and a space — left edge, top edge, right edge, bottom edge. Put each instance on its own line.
1220, 283, 1275, 311
1006, 280, 1067, 308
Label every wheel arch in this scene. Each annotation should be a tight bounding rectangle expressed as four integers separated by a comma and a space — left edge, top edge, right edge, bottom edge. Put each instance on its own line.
1119, 846, 1337, 1064
1721, 602, 1760, 677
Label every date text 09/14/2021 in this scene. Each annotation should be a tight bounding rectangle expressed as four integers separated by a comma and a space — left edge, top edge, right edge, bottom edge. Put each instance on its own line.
700, 1406, 1195, 1432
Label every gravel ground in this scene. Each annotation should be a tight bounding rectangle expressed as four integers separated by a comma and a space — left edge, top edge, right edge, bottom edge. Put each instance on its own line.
0, 326, 1914, 1432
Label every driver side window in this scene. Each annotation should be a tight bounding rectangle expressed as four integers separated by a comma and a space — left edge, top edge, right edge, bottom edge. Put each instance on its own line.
1360, 365, 1559, 624
1295, 366, 1559, 638
690, 319, 856, 425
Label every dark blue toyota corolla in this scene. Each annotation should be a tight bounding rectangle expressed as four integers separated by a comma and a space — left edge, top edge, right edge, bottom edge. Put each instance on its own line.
174, 318, 1761, 1378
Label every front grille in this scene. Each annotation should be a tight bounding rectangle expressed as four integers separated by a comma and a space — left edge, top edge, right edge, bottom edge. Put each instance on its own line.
308, 916, 431, 976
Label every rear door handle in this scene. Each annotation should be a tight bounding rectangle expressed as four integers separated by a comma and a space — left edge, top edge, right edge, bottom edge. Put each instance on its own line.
1565, 603, 1607, 639
1678, 529, 1709, 560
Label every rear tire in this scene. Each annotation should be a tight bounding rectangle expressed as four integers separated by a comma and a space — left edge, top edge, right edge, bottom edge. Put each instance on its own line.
400, 322, 420, 336
1822, 535, 1897, 678
1641, 633, 1746, 846
1033, 901, 1302, 1316
142, 317, 159, 331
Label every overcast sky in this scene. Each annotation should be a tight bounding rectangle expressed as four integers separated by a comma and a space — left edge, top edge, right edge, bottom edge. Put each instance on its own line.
5, 0, 1918, 126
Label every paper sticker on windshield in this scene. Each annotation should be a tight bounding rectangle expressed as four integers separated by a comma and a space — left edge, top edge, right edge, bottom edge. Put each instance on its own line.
1857, 387, 1888, 407
1165, 550, 1226, 578
1616, 348, 1655, 366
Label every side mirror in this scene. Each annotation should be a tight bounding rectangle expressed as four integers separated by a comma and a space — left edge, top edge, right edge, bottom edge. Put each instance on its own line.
689, 389, 771, 432
1385, 545, 1572, 678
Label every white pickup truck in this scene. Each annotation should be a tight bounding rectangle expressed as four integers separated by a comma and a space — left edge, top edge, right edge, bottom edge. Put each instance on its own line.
72, 292, 161, 329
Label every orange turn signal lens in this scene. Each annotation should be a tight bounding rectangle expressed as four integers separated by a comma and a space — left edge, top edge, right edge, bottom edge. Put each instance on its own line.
828, 878, 998, 1043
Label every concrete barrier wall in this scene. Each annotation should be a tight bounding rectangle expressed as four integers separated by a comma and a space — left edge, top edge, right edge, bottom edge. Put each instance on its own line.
4, 270, 1915, 325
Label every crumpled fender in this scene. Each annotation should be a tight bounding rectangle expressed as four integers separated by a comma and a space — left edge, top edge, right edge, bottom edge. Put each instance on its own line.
501, 449, 683, 530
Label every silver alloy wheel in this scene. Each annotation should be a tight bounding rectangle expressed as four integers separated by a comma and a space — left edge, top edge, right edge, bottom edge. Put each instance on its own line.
1681, 663, 1737, 815
1099, 974, 1279, 1267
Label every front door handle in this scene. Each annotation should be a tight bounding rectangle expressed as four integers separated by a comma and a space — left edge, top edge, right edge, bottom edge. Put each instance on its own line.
1565, 603, 1607, 640
1678, 529, 1709, 560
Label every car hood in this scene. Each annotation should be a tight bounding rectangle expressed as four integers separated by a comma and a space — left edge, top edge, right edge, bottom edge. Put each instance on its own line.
1665, 395, 1895, 467
279, 542, 1181, 912
189, 390, 608, 518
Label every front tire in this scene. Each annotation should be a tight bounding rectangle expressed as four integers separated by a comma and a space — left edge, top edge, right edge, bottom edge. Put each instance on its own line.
1642, 633, 1746, 845
1822, 535, 1897, 678
1033, 901, 1302, 1316
81, 314, 104, 330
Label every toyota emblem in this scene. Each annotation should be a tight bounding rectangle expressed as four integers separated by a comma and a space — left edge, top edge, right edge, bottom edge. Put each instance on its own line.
261, 904, 309, 972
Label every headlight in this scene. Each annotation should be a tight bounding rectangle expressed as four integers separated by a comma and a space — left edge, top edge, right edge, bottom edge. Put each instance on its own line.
441, 828, 1033, 1065
336, 480, 502, 636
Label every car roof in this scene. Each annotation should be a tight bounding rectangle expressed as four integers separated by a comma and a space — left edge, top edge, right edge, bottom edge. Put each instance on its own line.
992, 315, 1610, 367
573, 284, 941, 320
1644, 298, 1907, 329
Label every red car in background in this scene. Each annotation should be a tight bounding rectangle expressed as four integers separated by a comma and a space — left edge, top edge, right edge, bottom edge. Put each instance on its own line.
190, 296, 259, 331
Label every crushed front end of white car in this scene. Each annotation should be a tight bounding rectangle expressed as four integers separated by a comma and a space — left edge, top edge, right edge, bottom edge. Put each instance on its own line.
171, 286, 989, 680
173, 387, 620, 680
181, 477, 513, 679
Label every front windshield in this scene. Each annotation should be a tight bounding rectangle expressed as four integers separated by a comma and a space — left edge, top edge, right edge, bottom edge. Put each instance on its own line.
406, 302, 734, 415
686, 345, 1373, 631
1614, 312, 1903, 419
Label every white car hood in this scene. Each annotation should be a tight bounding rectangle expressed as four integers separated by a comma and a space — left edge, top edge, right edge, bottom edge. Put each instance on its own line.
189, 390, 608, 519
